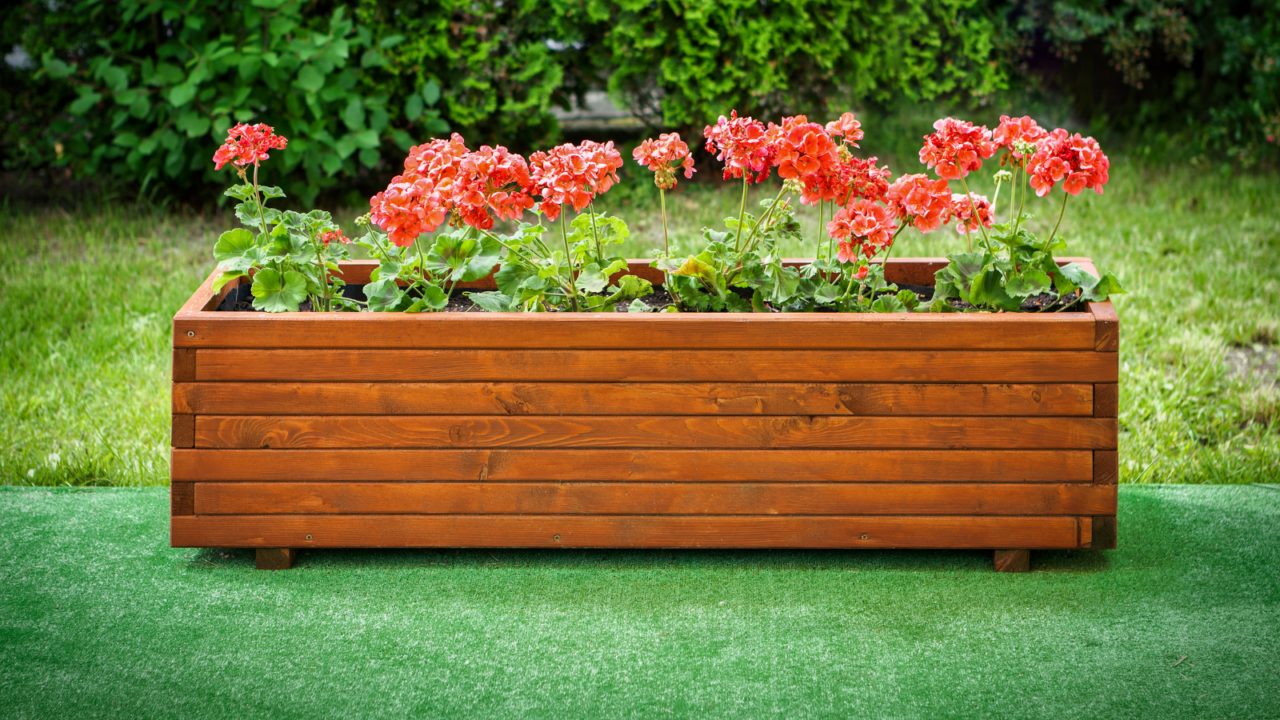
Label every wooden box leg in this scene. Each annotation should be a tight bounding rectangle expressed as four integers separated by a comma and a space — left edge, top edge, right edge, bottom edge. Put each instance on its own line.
255, 548, 297, 570
993, 549, 1030, 573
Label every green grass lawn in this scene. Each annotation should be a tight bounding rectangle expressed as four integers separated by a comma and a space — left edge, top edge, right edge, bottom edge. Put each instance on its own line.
1, 484, 1278, 718
0, 158, 1277, 486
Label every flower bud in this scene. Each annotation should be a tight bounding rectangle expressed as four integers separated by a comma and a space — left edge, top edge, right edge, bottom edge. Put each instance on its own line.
993, 170, 1013, 184
782, 178, 804, 196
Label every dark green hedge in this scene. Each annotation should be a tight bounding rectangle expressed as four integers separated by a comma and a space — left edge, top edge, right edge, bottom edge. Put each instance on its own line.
2, 0, 1275, 202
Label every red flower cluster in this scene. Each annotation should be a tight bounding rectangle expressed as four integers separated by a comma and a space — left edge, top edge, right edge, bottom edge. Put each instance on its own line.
825, 112, 864, 146
1027, 129, 1110, 197
774, 115, 840, 183
885, 174, 953, 232
320, 229, 350, 246
703, 111, 777, 183
528, 140, 624, 221
212, 123, 288, 170
919, 118, 997, 180
950, 193, 994, 235
368, 135, 469, 246
453, 145, 535, 230
827, 199, 898, 262
632, 133, 695, 190
992, 115, 1047, 159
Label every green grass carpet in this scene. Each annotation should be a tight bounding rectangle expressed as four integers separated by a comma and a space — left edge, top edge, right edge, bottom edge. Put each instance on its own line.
1, 485, 1277, 718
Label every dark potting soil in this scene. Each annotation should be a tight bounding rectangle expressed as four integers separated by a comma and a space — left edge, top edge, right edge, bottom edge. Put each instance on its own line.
215, 282, 1085, 313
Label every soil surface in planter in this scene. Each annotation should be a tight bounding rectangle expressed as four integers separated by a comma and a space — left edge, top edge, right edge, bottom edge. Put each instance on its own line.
216, 282, 1085, 313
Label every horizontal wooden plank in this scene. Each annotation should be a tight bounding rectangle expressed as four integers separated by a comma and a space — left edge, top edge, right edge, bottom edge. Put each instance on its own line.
193, 349, 1119, 383
171, 449, 1094, 483
170, 514, 1083, 549
194, 416, 1118, 450
1094, 383, 1118, 418
175, 313, 1097, 351
194, 482, 1118, 516
172, 382, 1095, 417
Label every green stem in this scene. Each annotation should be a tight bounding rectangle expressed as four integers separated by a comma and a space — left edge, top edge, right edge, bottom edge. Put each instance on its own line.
560, 213, 579, 311
588, 201, 603, 263
1014, 164, 1028, 235
826, 201, 835, 270
659, 188, 670, 256
959, 174, 991, 251
741, 185, 788, 255
733, 174, 749, 252
815, 198, 825, 262
1044, 191, 1070, 252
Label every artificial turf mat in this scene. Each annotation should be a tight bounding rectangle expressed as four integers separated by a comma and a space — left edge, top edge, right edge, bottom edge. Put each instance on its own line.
0, 486, 1277, 719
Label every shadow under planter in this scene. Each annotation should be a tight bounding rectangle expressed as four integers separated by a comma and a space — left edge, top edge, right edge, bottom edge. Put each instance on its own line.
168, 258, 1120, 572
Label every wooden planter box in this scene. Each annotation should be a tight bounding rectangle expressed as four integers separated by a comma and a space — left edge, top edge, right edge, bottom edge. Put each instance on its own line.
169, 259, 1118, 571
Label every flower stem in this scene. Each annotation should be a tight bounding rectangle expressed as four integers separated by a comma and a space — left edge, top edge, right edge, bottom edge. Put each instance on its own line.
588, 201, 603, 263
1044, 191, 1070, 252
826, 201, 835, 269
741, 185, 787, 254
560, 213, 579, 311
733, 175, 749, 253
659, 188, 669, 256
815, 199, 825, 262
959, 174, 991, 251
1014, 164, 1028, 234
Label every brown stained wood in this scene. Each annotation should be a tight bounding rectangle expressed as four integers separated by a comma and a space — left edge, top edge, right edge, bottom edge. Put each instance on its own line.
1094, 383, 1119, 418
1092, 516, 1118, 549
194, 415, 1119, 451
993, 549, 1030, 572
171, 514, 1082, 549
1093, 450, 1119, 485
172, 349, 196, 382
255, 548, 296, 570
193, 349, 1119, 384
194, 482, 1119, 517
170, 483, 195, 516
1078, 516, 1094, 547
171, 415, 195, 449
171, 448, 1094, 483
172, 382, 1095, 418
1091, 302, 1120, 352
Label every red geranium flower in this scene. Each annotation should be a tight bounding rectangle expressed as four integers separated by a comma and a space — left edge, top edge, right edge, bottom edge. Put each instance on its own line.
452, 145, 535, 230
369, 135, 472, 246
884, 173, 953, 232
824, 112, 864, 146
1027, 129, 1110, 197
703, 111, 778, 183
632, 133, 695, 190
320, 230, 350, 246
992, 115, 1047, 159
951, 193, 994, 235
918, 118, 997, 180
528, 140, 623, 221
827, 198, 898, 263
212, 123, 288, 170
774, 115, 840, 183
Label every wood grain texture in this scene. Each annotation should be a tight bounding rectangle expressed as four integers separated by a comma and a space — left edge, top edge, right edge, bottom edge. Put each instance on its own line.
194, 415, 1119, 450
193, 349, 1119, 383
255, 548, 296, 570
1091, 302, 1120, 352
171, 448, 1094, 483
172, 382, 1095, 417
171, 415, 195, 449
1093, 450, 1119, 485
993, 549, 1030, 572
1092, 515, 1118, 549
171, 514, 1082, 549
194, 482, 1119, 516
1078, 516, 1094, 547
170, 482, 194, 516
1094, 383, 1119, 418
172, 349, 196, 382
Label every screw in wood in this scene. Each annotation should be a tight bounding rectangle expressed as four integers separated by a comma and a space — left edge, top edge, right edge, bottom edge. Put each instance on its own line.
553, 534, 562, 542
305, 534, 313, 540
187, 331, 194, 337
860, 534, 869, 540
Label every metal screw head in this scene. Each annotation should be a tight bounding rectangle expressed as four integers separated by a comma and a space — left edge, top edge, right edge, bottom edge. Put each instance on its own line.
305, 534, 313, 540
186, 331, 195, 337
859, 534, 869, 540
553, 534, 562, 542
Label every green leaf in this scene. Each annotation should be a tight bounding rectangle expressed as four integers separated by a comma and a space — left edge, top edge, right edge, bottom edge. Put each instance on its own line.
408, 285, 449, 312
295, 65, 325, 93
422, 80, 441, 106
251, 269, 307, 313
627, 299, 652, 313
168, 84, 196, 107
341, 97, 365, 131
353, 129, 379, 149
42, 54, 71, 79
1005, 269, 1053, 298
466, 291, 515, 313
813, 283, 842, 304
1081, 272, 1127, 303
615, 274, 653, 299
671, 256, 717, 285
212, 271, 247, 292
896, 289, 919, 311
69, 92, 102, 115
363, 278, 403, 312
214, 229, 255, 263
360, 49, 384, 69
379, 34, 406, 49
404, 94, 424, 122
870, 295, 908, 313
